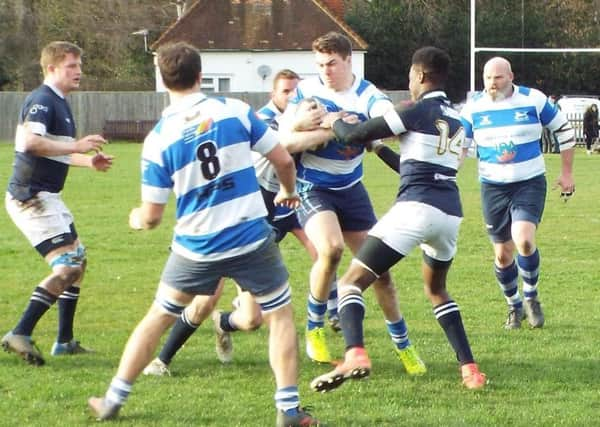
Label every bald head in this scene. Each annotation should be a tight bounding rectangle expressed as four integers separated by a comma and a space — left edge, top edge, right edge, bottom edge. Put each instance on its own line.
483, 57, 514, 101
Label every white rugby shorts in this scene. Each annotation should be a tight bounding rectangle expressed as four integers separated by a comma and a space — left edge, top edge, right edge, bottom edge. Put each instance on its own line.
369, 201, 462, 262
5, 191, 74, 248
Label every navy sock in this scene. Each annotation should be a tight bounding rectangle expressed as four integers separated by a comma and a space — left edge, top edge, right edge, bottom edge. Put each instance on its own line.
434, 300, 474, 365
158, 311, 199, 364
219, 312, 238, 332
57, 285, 80, 343
338, 291, 366, 349
14, 286, 57, 336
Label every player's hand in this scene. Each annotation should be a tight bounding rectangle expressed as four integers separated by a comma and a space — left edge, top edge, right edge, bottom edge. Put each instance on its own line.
74, 134, 107, 153
293, 98, 326, 131
91, 152, 114, 172
319, 111, 345, 129
553, 174, 575, 202
274, 190, 301, 210
341, 113, 360, 124
128, 207, 144, 230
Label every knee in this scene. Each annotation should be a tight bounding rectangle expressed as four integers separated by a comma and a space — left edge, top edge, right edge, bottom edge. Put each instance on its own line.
495, 250, 514, 266
236, 312, 263, 331
318, 243, 344, 266
516, 240, 535, 256
186, 296, 218, 324
54, 266, 83, 287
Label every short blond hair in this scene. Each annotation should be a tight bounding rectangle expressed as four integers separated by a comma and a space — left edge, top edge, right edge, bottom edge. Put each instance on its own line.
40, 41, 82, 76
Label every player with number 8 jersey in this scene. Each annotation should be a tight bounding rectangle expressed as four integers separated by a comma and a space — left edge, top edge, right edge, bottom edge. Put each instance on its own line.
141, 96, 276, 262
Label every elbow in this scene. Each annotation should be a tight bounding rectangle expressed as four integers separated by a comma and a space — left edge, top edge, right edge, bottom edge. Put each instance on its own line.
23, 135, 42, 155
280, 154, 295, 173
279, 133, 299, 154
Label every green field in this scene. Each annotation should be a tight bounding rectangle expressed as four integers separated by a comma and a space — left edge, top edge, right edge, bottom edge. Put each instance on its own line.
0, 143, 598, 426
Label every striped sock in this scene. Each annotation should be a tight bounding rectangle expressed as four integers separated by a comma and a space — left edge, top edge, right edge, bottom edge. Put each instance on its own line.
306, 293, 327, 330
517, 249, 540, 300
495, 261, 522, 308
105, 377, 132, 406
385, 318, 410, 350
274, 385, 299, 413
327, 280, 338, 319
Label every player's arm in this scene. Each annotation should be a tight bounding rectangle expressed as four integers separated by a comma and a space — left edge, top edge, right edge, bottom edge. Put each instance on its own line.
264, 143, 300, 209
369, 140, 400, 173
332, 110, 398, 144
22, 125, 106, 157
278, 100, 334, 153
554, 124, 576, 195
129, 202, 166, 230
70, 152, 114, 171
545, 108, 576, 195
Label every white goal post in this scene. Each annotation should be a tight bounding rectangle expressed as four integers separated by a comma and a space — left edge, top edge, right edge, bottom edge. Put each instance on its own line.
469, 0, 600, 92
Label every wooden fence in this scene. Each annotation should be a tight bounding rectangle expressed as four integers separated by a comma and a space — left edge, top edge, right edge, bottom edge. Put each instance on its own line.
0, 91, 411, 142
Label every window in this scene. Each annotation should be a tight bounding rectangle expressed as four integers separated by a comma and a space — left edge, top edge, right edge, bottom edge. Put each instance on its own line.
201, 77, 231, 93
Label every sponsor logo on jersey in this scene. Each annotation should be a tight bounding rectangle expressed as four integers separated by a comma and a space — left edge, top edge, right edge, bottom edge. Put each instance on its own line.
197, 177, 235, 198
514, 111, 529, 122
182, 119, 215, 144
195, 118, 214, 135
479, 115, 492, 126
29, 104, 49, 115
496, 141, 516, 163
337, 145, 362, 160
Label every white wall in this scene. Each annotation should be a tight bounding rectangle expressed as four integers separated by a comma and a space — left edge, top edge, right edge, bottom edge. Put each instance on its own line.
155, 50, 366, 92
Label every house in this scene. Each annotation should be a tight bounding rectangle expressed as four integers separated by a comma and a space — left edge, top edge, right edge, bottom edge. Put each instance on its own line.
151, 0, 368, 93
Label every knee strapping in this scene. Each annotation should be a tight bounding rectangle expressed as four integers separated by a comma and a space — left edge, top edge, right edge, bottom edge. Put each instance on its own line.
49, 244, 86, 268
255, 283, 291, 313
154, 290, 186, 317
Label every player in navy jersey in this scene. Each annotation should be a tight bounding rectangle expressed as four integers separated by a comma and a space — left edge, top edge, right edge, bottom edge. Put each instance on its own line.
460, 57, 575, 329
310, 47, 487, 392
278, 32, 425, 375
2, 41, 113, 366
88, 42, 321, 427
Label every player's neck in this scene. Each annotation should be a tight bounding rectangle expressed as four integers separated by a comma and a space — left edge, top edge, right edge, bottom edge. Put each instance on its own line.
332, 74, 355, 92
168, 87, 201, 104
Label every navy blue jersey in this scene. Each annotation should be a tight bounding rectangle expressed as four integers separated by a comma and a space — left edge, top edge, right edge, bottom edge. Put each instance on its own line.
384, 91, 464, 217
7, 84, 76, 201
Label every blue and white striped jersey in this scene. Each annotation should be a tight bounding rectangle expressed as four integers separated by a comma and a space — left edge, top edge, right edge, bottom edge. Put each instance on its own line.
254, 100, 282, 193
8, 84, 76, 201
285, 76, 392, 190
383, 91, 463, 217
460, 85, 575, 184
141, 93, 278, 262
256, 100, 279, 130
254, 100, 295, 220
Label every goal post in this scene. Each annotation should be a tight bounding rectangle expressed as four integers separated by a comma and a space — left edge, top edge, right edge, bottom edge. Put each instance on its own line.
469, 0, 600, 92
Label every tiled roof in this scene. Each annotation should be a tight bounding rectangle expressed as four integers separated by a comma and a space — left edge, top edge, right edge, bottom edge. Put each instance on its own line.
151, 0, 367, 51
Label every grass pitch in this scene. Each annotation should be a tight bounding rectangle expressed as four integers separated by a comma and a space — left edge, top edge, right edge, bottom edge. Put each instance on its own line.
0, 142, 598, 426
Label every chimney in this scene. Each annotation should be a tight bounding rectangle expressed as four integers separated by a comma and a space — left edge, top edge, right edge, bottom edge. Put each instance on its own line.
321, 0, 345, 19
173, 0, 188, 20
